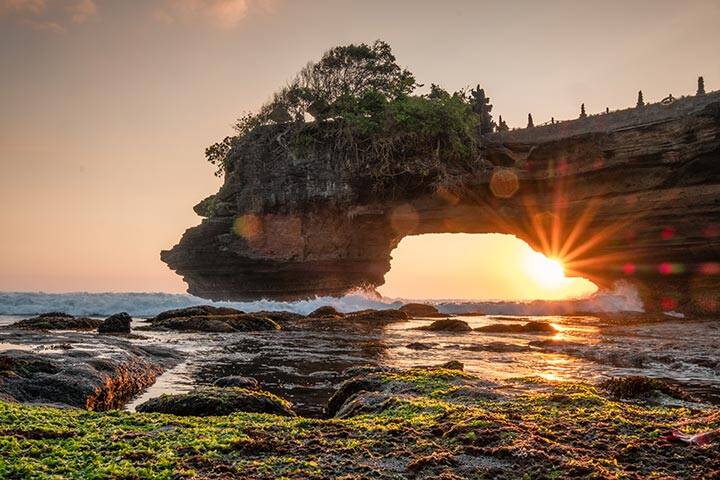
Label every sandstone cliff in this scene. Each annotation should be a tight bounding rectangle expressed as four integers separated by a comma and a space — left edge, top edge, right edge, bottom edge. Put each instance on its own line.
162, 92, 720, 314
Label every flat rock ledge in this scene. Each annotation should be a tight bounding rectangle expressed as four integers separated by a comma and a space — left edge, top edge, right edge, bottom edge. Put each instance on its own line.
0, 330, 182, 410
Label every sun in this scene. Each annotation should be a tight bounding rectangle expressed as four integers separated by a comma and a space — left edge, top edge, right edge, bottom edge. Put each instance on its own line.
524, 251, 566, 288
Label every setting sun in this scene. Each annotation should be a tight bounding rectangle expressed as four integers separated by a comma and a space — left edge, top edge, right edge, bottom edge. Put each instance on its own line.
379, 233, 598, 300
524, 251, 566, 288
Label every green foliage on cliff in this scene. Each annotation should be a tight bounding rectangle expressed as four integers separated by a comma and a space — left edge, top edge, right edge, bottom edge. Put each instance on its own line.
206, 40, 491, 180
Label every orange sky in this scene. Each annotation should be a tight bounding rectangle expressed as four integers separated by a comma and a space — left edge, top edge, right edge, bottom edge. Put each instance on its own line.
1, 0, 718, 298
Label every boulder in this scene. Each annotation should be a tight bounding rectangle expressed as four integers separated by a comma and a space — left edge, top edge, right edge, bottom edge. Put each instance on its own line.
344, 309, 409, 323
98, 312, 132, 334
254, 310, 305, 323
10, 313, 102, 331
406, 342, 436, 350
416, 319, 472, 332
213, 376, 259, 389
475, 321, 557, 334
399, 303, 448, 318
147, 314, 281, 333
307, 306, 344, 318
150, 305, 244, 322
136, 387, 295, 417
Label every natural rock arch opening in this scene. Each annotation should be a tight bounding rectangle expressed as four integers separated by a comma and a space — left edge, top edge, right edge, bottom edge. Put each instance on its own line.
378, 233, 598, 301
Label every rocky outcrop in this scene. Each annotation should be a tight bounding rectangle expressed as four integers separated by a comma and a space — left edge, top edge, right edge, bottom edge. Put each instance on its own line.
145, 313, 281, 333
163, 92, 720, 315
475, 321, 557, 334
399, 303, 449, 318
416, 319, 472, 332
136, 387, 295, 417
10, 313, 102, 330
98, 312, 132, 334
0, 331, 181, 410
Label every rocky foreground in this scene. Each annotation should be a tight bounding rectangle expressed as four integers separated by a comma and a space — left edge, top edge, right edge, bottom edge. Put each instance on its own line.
0, 366, 718, 479
1, 306, 719, 478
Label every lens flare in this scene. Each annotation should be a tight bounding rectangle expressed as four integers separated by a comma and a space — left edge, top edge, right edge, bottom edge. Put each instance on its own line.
524, 251, 566, 288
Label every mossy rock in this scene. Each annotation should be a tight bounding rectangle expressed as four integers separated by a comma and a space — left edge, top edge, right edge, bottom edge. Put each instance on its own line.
307, 306, 344, 318
147, 314, 280, 333
136, 387, 295, 417
475, 321, 557, 334
10, 314, 102, 331
416, 319, 472, 332
399, 303, 448, 318
600, 375, 693, 401
344, 309, 409, 323
150, 305, 244, 322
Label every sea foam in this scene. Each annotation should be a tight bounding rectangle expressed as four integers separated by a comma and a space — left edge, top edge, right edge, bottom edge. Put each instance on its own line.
0, 282, 642, 317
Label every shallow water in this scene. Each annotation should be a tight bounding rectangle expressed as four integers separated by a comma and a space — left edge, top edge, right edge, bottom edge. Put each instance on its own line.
1, 314, 718, 416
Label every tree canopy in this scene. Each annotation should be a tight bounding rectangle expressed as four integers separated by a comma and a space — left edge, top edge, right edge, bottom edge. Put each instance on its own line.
205, 40, 493, 178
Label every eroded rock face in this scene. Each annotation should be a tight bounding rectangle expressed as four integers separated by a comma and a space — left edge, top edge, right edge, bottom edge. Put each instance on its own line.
163, 93, 720, 314
0, 331, 181, 410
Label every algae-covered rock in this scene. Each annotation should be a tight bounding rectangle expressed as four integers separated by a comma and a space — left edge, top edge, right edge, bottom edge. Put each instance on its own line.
399, 303, 449, 318
150, 305, 244, 322
307, 306, 344, 318
10, 313, 102, 331
416, 319, 472, 332
213, 376, 259, 389
344, 309, 409, 323
147, 314, 281, 333
600, 376, 693, 401
136, 387, 295, 417
475, 321, 557, 334
98, 312, 132, 334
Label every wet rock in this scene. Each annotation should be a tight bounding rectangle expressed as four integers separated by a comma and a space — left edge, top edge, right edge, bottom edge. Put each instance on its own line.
475, 321, 557, 334
406, 342, 436, 350
9, 313, 102, 331
213, 376, 259, 389
416, 319, 472, 332
307, 306, 344, 318
146, 314, 281, 333
150, 305, 244, 322
0, 335, 181, 410
254, 310, 304, 323
98, 312, 132, 334
428, 360, 464, 371
345, 309, 409, 323
136, 387, 295, 417
600, 376, 693, 401
334, 391, 396, 418
467, 342, 532, 353
327, 377, 384, 417
399, 303, 449, 318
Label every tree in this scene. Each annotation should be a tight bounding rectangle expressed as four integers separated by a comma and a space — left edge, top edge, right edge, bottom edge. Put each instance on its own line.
497, 115, 509, 132
636, 90, 645, 108
469, 85, 494, 134
296, 40, 416, 119
580, 103, 587, 118
205, 136, 236, 177
697, 76, 706, 95
527, 113, 534, 128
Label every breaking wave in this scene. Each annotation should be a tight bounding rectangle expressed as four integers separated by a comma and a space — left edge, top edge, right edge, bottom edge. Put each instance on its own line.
0, 282, 642, 317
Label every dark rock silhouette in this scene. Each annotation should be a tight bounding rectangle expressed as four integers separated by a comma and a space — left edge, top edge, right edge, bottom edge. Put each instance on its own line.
98, 312, 132, 334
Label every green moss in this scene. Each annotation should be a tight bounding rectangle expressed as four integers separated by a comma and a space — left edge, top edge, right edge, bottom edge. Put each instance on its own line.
1, 370, 718, 479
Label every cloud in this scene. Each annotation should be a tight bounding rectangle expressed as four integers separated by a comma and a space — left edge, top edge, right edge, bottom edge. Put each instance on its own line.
154, 0, 277, 29
66, 0, 96, 24
0, 0, 97, 31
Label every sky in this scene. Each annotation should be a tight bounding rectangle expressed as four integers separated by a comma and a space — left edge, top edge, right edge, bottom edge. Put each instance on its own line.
1, 0, 718, 298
